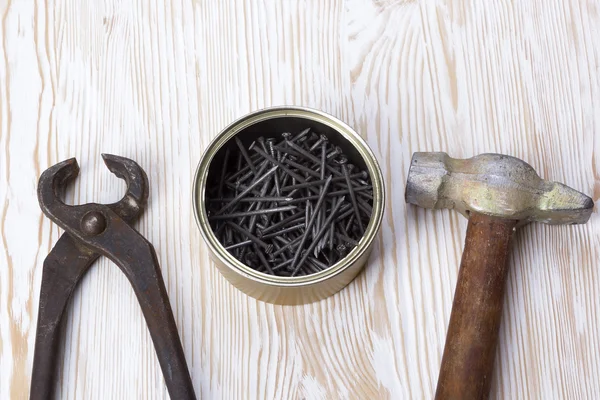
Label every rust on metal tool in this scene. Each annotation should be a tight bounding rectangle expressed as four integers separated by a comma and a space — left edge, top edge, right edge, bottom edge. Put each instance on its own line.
31, 154, 196, 400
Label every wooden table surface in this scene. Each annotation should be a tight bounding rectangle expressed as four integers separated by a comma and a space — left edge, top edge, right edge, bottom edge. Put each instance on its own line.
1, 0, 599, 399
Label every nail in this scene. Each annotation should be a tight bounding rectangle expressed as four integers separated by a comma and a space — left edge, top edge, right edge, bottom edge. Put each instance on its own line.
226, 158, 268, 184
238, 245, 247, 260
260, 211, 305, 234
315, 221, 330, 256
237, 199, 258, 227
236, 150, 243, 171
224, 240, 252, 250
325, 248, 334, 264
241, 157, 271, 185
357, 198, 372, 216
226, 222, 272, 252
336, 243, 347, 256
346, 164, 373, 201
320, 141, 327, 180
247, 172, 275, 233
266, 138, 284, 197
327, 146, 342, 159
280, 173, 367, 191
357, 190, 374, 200
283, 157, 322, 179
284, 185, 372, 203
317, 141, 327, 241
307, 256, 328, 270
339, 158, 364, 234
257, 136, 269, 154
309, 134, 329, 152
212, 221, 227, 237
280, 140, 343, 178
272, 235, 303, 256
235, 137, 258, 175
209, 205, 297, 221
249, 145, 310, 185
215, 165, 278, 215
304, 257, 321, 274
224, 181, 263, 198
328, 223, 335, 250
288, 176, 333, 271
244, 251, 257, 267
266, 138, 277, 158
291, 128, 310, 142
272, 258, 294, 272
311, 201, 318, 242
280, 169, 291, 188
345, 214, 355, 233
283, 140, 322, 165
224, 159, 272, 196
304, 132, 319, 148
304, 199, 311, 234
258, 223, 305, 240
335, 232, 359, 246
254, 246, 274, 274
218, 148, 230, 198
291, 196, 345, 276
225, 223, 234, 244
207, 196, 294, 203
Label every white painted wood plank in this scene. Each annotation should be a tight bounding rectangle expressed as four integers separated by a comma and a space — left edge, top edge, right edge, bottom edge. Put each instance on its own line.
0, 0, 598, 398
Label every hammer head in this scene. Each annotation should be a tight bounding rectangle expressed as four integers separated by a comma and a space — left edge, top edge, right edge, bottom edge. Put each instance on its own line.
405, 152, 594, 225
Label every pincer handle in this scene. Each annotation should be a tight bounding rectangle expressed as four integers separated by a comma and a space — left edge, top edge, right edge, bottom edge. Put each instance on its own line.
30, 235, 99, 400
82, 213, 197, 400
435, 213, 517, 400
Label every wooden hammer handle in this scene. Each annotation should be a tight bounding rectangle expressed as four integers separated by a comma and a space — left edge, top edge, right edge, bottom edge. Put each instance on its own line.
435, 213, 517, 400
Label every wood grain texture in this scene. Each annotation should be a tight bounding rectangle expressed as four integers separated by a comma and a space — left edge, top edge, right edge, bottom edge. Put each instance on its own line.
436, 214, 517, 399
0, 0, 598, 399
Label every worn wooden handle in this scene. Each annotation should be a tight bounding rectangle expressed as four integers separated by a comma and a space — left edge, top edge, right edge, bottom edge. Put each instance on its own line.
435, 213, 517, 400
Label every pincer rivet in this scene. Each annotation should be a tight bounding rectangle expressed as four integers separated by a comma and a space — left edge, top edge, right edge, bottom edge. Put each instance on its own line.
80, 211, 107, 236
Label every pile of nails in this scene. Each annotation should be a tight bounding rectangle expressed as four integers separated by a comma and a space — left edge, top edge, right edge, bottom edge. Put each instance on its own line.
205, 128, 373, 277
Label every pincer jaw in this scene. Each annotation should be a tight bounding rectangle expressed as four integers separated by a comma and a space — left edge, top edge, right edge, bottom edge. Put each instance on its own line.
37, 158, 80, 217
101, 154, 149, 219
37, 155, 149, 224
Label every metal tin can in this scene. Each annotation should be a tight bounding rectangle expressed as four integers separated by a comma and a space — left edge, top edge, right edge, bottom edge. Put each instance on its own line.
193, 107, 384, 304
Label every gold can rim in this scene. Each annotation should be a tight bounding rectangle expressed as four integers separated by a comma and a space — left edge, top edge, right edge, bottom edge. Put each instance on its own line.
192, 106, 385, 288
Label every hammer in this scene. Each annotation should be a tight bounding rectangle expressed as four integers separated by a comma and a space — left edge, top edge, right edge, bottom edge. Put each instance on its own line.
405, 152, 594, 399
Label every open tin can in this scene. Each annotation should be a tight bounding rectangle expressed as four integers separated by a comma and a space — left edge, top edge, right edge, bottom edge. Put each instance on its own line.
193, 107, 384, 304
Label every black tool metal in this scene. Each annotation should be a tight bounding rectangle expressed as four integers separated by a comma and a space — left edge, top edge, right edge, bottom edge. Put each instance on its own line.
31, 154, 196, 400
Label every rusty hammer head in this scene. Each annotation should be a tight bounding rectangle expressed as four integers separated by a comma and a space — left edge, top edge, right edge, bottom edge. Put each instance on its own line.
405, 152, 594, 225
